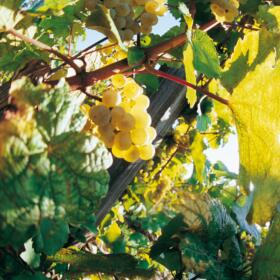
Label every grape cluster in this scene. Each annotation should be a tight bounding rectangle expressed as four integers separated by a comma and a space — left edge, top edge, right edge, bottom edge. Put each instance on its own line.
85, 0, 168, 40
210, 0, 239, 23
87, 75, 156, 162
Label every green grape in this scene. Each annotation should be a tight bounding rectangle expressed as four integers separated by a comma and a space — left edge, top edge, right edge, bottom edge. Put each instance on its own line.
134, 94, 150, 110
85, 0, 98, 10
116, 112, 135, 131
112, 144, 125, 158
104, 0, 119, 8
141, 12, 158, 26
131, 128, 149, 145
111, 74, 127, 89
120, 101, 132, 113
125, 16, 135, 28
131, 108, 152, 128
155, 4, 167, 16
139, 144, 155, 160
98, 124, 115, 148
210, 0, 239, 22
102, 89, 122, 107
147, 126, 157, 142
115, 3, 131, 16
123, 80, 143, 99
145, 1, 160, 14
89, 105, 111, 126
111, 106, 126, 128
123, 29, 134, 41
130, 22, 141, 34
115, 17, 127, 29
210, 3, 225, 17
140, 24, 152, 34
124, 145, 140, 162
114, 131, 132, 150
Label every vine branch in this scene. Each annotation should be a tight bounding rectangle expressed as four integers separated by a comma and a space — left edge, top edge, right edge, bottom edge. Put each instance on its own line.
7, 28, 81, 73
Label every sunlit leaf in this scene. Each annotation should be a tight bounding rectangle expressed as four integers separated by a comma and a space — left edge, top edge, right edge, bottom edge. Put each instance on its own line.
226, 29, 280, 224
183, 44, 197, 108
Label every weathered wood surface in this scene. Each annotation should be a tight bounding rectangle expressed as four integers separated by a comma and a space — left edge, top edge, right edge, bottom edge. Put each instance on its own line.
96, 67, 186, 224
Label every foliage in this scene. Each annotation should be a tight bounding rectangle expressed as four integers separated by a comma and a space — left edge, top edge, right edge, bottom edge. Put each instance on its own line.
0, 0, 280, 279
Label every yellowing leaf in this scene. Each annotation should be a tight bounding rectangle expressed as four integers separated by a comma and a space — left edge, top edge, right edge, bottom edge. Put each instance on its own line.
227, 29, 280, 224
105, 222, 121, 243
190, 132, 206, 183
183, 44, 197, 108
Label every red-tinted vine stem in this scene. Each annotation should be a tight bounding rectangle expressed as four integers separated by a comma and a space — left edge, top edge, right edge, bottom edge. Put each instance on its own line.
144, 66, 229, 106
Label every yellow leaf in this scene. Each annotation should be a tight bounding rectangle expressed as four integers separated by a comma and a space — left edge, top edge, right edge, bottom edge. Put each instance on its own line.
183, 44, 197, 108
105, 222, 121, 243
226, 29, 280, 224
190, 132, 206, 183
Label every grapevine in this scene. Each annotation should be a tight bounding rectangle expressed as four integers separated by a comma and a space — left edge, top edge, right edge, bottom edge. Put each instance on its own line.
0, 0, 280, 279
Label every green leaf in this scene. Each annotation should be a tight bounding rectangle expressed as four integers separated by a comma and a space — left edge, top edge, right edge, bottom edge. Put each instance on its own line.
239, 0, 261, 14
86, 4, 126, 50
168, 0, 185, 19
0, 78, 112, 249
20, 239, 41, 269
48, 248, 154, 277
196, 114, 211, 132
226, 29, 280, 224
257, 5, 280, 31
135, 73, 159, 93
253, 212, 280, 278
33, 218, 69, 255
127, 47, 145, 66
36, 0, 78, 13
150, 214, 185, 272
0, 1, 23, 32
192, 30, 221, 78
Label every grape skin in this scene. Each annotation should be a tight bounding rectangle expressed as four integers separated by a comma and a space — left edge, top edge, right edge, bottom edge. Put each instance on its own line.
89, 105, 111, 127
139, 144, 155, 160
114, 131, 132, 150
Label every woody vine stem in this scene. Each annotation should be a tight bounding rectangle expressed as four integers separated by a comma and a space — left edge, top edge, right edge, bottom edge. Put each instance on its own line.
4, 19, 229, 106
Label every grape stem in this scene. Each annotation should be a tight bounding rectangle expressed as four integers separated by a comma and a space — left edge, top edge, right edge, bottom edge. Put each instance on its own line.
7, 28, 82, 74
144, 66, 229, 106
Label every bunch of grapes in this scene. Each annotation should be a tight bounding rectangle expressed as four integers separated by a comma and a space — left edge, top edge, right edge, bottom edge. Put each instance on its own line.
85, 0, 168, 40
87, 74, 157, 163
210, 0, 239, 23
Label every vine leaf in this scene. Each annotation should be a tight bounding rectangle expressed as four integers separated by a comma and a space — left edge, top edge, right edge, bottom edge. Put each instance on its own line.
33, 218, 69, 255
190, 132, 206, 183
225, 28, 280, 224
192, 30, 221, 79
0, 1, 23, 32
86, 4, 126, 50
253, 212, 280, 278
183, 44, 197, 108
127, 47, 145, 66
0, 78, 112, 250
48, 248, 155, 277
